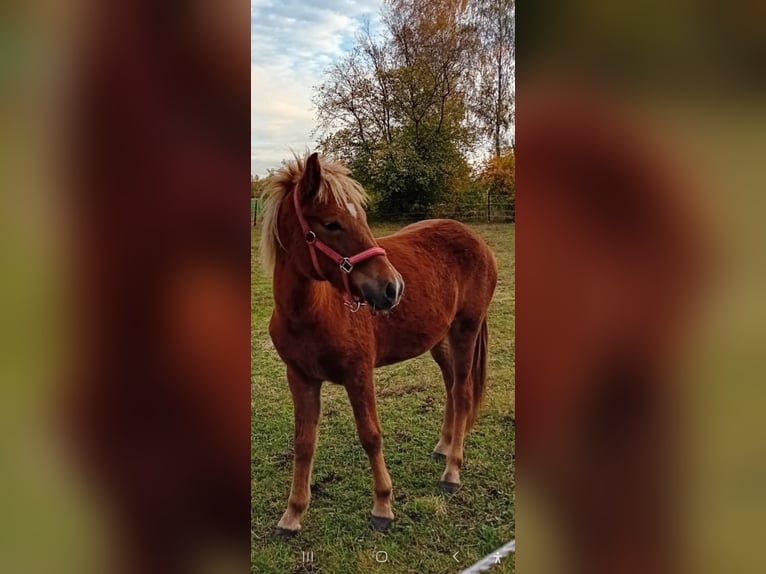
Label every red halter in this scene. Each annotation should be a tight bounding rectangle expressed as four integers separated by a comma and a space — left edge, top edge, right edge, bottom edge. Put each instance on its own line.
292, 186, 387, 311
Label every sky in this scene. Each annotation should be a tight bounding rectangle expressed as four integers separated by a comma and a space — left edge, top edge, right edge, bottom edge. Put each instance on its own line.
251, 0, 383, 177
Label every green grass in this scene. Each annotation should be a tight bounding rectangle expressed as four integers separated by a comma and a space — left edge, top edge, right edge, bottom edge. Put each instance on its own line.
252, 222, 515, 574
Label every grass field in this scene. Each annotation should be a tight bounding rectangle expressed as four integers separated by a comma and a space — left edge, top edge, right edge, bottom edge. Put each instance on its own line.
251, 222, 515, 574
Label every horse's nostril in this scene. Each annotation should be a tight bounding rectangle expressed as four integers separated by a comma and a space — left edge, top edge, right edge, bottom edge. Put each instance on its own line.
385, 282, 397, 301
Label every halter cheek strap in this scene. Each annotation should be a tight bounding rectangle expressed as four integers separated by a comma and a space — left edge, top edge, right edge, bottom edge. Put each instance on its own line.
293, 186, 387, 311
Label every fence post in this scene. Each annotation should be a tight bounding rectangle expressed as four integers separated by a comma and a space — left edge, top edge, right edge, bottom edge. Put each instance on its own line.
486, 190, 491, 223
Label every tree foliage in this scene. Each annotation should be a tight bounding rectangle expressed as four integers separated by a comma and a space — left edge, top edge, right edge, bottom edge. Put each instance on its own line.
313, 0, 514, 219
479, 146, 515, 221
480, 146, 515, 193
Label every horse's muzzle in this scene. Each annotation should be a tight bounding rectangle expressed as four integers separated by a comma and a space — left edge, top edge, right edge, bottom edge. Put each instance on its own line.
363, 274, 404, 311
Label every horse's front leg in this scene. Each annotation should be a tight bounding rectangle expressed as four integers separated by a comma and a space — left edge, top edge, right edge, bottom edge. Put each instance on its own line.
276, 367, 321, 536
344, 373, 394, 531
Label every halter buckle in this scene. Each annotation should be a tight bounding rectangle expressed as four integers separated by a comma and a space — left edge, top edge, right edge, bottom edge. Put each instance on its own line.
305, 230, 317, 244
339, 258, 354, 273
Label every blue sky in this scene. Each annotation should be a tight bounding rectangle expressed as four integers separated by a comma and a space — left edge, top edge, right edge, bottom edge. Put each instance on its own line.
251, 0, 383, 177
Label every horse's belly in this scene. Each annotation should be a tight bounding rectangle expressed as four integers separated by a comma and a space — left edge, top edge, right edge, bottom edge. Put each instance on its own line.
375, 343, 435, 367
374, 318, 450, 366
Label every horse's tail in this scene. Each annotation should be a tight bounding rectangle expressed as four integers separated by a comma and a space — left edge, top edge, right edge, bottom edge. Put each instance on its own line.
467, 317, 489, 431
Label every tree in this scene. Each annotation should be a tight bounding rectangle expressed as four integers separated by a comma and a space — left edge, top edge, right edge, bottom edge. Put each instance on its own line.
313, 0, 515, 218
313, 0, 479, 217
469, 0, 515, 157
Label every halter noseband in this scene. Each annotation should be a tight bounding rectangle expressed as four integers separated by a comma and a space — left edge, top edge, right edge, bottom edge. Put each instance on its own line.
292, 186, 387, 312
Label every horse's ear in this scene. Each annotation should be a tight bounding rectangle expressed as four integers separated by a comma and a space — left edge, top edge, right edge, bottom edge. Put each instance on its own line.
301, 152, 321, 199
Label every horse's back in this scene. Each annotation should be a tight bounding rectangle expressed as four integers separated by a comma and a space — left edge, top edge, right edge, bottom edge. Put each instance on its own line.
379, 219, 498, 302
381, 218, 484, 244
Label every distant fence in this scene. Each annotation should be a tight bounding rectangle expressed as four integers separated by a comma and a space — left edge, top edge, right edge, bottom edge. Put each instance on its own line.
251, 196, 513, 225
369, 205, 513, 223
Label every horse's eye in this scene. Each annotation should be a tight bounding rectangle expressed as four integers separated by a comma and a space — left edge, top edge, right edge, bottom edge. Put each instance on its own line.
323, 221, 342, 232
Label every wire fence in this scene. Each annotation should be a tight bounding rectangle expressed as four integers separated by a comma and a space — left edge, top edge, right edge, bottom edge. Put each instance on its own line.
368, 207, 514, 223
251, 198, 514, 225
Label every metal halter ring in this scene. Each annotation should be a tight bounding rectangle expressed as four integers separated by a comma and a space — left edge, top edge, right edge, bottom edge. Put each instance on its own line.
304, 231, 317, 244
344, 299, 363, 312
339, 258, 354, 273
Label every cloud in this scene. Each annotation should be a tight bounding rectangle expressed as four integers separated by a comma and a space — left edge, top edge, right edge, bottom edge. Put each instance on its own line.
251, 0, 382, 176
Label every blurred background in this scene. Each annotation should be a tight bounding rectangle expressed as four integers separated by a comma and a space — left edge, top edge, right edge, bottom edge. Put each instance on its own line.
0, 1, 249, 573
517, 1, 766, 573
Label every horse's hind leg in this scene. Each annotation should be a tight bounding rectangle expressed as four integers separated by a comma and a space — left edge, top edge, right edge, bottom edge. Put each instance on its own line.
343, 373, 394, 532
276, 367, 321, 536
430, 339, 454, 459
440, 319, 481, 492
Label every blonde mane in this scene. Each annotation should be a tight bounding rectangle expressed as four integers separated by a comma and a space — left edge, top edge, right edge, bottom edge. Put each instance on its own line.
258, 151, 369, 274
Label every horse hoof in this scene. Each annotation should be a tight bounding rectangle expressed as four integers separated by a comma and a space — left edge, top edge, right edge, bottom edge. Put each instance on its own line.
370, 515, 392, 532
431, 451, 447, 461
275, 527, 299, 538
439, 480, 461, 494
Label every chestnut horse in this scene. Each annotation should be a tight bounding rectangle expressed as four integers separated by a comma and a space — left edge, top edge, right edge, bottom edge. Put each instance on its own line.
260, 152, 497, 534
